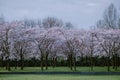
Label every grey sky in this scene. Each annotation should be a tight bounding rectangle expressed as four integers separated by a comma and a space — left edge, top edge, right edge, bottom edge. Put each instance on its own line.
0, 0, 120, 29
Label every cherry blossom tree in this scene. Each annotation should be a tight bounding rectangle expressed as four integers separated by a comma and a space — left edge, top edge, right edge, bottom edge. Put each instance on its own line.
95, 29, 120, 71
0, 22, 15, 71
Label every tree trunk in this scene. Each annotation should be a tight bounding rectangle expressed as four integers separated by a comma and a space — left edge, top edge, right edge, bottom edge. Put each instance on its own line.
114, 54, 117, 70
90, 56, 93, 71
73, 57, 76, 71
5, 55, 11, 71
112, 54, 115, 69
0, 56, 3, 68
45, 54, 48, 70
80, 56, 83, 66
52, 58, 55, 68
101, 56, 105, 67
41, 55, 44, 71
5, 59, 7, 70
7, 58, 11, 71
107, 56, 110, 71
69, 54, 73, 70
55, 57, 57, 67
85, 56, 88, 66
20, 53, 24, 70
15, 59, 17, 69
117, 56, 119, 67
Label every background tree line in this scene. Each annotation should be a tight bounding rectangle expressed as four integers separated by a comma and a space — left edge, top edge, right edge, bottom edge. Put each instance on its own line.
0, 3, 120, 72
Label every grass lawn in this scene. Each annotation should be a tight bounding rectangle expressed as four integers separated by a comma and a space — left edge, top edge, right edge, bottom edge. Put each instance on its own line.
0, 67, 120, 72
0, 74, 120, 80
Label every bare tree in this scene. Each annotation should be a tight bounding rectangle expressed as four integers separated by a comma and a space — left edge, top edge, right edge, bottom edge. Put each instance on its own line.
42, 17, 63, 28
64, 22, 74, 29
0, 14, 5, 25
96, 4, 119, 29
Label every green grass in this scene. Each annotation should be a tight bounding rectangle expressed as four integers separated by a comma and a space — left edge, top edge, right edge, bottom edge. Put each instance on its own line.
0, 67, 120, 72
0, 75, 120, 80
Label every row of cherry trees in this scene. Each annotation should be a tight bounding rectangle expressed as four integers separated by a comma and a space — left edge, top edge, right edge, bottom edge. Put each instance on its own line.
0, 21, 120, 71
0, 3, 120, 71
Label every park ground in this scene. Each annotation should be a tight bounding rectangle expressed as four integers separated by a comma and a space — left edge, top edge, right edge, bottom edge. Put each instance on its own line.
0, 74, 120, 80
0, 67, 120, 72
1, 67, 120, 80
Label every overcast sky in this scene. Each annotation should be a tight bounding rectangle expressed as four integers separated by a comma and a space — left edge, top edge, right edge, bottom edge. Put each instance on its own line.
0, 0, 120, 29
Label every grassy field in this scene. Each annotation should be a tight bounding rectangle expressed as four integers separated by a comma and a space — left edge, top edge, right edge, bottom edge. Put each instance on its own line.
0, 75, 120, 80
0, 67, 120, 72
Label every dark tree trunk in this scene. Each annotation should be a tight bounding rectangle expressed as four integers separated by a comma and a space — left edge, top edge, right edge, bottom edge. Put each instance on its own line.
69, 54, 73, 70
7, 58, 11, 71
107, 56, 110, 71
67, 56, 69, 68
117, 56, 119, 67
85, 56, 88, 66
73, 57, 76, 71
0, 56, 3, 68
102, 56, 106, 67
114, 54, 118, 70
5, 55, 11, 71
52, 58, 55, 68
45, 54, 48, 70
112, 54, 115, 69
20, 53, 24, 70
15, 59, 17, 69
90, 56, 93, 71
5, 59, 7, 70
55, 57, 57, 67
52, 57, 57, 68
80, 56, 83, 66
41, 55, 44, 71
67, 55, 70, 68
